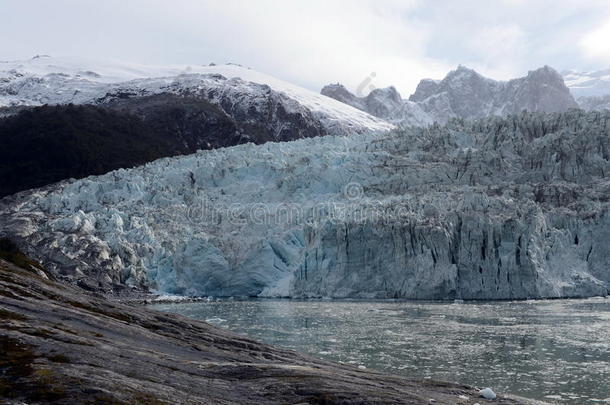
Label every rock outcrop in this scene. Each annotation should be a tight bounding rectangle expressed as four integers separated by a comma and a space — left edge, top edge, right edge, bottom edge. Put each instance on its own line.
321, 83, 433, 127
0, 100, 241, 197
1, 110, 609, 299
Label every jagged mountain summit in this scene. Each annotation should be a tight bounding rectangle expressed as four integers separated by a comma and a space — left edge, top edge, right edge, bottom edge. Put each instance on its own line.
0, 55, 393, 135
410, 65, 578, 119
322, 66, 579, 126
2, 110, 609, 300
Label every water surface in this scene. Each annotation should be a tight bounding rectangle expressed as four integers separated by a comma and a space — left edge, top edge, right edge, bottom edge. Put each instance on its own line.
152, 298, 610, 404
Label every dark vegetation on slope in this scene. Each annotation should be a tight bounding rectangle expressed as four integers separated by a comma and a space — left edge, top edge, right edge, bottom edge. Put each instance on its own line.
0, 98, 243, 197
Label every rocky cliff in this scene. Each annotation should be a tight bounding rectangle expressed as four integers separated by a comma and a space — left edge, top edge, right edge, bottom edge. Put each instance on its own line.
321, 84, 432, 127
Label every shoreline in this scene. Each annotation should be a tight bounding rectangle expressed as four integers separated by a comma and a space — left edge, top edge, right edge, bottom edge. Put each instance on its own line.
117, 291, 610, 306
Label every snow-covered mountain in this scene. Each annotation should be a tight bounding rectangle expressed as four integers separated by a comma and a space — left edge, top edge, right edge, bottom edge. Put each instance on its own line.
2, 110, 609, 300
0, 55, 393, 135
322, 66, 578, 126
0, 56, 396, 197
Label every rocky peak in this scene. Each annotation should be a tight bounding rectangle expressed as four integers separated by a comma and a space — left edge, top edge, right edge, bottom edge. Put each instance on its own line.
367, 86, 402, 103
408, 78, 440, 102
320, 83, 364, 110
506, 66, 578, 113
524, 66, 565, 87
364, 86, 403, 118
318, 65, 579, 125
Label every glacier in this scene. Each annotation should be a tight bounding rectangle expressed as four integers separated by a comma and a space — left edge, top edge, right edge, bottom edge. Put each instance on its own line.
2, 110, 610, 299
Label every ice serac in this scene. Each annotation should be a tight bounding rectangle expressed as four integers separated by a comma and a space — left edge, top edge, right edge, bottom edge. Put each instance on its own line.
1, 110, 609, 299
322, 66, 579, 126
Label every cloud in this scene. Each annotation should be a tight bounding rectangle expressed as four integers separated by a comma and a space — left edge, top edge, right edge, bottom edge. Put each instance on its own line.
580, 21, 610, 61
133, 0, 452, 96
0, 0, 609, 95
464, 24, 528, 79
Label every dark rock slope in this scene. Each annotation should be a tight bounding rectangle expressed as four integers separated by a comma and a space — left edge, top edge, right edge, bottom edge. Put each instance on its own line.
0, 258, 547, 404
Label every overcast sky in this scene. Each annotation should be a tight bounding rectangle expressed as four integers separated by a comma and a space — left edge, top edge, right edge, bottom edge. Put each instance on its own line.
2, 0, 610, 95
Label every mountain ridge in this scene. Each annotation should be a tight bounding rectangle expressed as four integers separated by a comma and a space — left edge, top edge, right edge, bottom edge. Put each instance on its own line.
322, 65, 579, 126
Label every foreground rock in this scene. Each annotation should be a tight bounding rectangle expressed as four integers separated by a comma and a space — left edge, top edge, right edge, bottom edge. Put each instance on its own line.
0, 259, 546, 404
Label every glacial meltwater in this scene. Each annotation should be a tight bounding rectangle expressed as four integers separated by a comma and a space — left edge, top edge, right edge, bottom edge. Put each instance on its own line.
152, 298, 610, 404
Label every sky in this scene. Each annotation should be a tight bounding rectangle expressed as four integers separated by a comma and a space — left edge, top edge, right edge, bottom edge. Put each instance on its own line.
1, 0, 610, 96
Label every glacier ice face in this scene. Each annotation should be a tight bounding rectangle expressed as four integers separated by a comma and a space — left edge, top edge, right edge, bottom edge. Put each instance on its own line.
2, 110, 610, 299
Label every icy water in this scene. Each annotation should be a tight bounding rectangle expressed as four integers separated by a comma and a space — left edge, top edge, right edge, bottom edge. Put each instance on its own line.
152, 298, 610, 404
